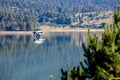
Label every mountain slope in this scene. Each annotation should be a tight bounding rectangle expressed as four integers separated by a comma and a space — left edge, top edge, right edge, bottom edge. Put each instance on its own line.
0, 0, 119, 30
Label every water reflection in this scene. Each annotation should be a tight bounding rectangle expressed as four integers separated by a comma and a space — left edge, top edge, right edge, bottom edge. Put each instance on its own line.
0, 32, 102, 80
34, 35, 45, 44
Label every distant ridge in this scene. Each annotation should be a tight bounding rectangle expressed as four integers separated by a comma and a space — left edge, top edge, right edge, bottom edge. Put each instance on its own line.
0, 0, 119, 31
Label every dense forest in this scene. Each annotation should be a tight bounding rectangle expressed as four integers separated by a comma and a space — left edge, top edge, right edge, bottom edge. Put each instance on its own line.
0, 10, 38, 31
1, 0, 120, 13
0, 0, 120, 30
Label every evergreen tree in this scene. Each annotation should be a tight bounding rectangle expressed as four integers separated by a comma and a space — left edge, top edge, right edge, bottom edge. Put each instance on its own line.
81, 5, 120, 79
61, 5, 120, 80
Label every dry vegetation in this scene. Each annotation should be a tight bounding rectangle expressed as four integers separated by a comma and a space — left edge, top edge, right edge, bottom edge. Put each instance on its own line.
72, 10, 114, 26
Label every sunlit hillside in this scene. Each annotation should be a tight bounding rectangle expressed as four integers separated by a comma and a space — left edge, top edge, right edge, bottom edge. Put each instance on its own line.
0, 0, 119, 30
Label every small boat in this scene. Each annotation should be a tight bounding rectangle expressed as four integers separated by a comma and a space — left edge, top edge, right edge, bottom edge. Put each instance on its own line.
33, 29, 45, 44
33, 30, 44, 36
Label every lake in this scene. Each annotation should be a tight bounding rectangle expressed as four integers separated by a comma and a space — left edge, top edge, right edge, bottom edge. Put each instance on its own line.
0, 32, 102, 80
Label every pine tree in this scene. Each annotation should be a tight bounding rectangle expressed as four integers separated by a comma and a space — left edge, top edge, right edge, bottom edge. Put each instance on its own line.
61, 5, 120, 80
81, 6, 120, 79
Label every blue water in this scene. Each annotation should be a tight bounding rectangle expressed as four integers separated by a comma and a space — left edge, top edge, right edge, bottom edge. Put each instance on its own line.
0, 32, 102, 80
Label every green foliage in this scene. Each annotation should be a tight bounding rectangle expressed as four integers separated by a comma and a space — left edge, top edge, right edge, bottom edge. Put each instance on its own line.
1, 0, 120, 13
61, 66, 86, 80
61, 5, 120, 80
81, 6, 120, 79
114, 5, 120, 30
0, 0, 120, 27
0, 10, 38, 31
38, 12, 72, 25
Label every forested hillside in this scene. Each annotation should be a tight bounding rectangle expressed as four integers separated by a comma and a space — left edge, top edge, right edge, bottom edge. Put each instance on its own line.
0, 10, 38, 31
1, 0, 120, 13
0, 0, 120, 30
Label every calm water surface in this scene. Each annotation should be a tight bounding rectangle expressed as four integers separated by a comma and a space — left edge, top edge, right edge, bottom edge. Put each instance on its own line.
0, 32, 102, 80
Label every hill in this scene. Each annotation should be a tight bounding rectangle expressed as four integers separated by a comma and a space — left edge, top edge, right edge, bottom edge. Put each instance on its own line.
1, 0, 120, 13
70, 11, 113, 28
0, 0, 119, 30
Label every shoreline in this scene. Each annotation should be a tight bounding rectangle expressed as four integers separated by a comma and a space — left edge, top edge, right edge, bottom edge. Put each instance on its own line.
42, 29, 104, 32
0, 28, 104, 35
0, 29, 104, 35
40, 26, 104, 32
0, 31, 33, 35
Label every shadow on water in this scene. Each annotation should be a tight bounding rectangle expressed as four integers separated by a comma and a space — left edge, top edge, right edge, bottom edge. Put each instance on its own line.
0, 32, 102, 80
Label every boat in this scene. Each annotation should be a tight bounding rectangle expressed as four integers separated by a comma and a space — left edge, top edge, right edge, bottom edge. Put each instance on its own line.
33, 30, 44, 36
33, 29, 45, 44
